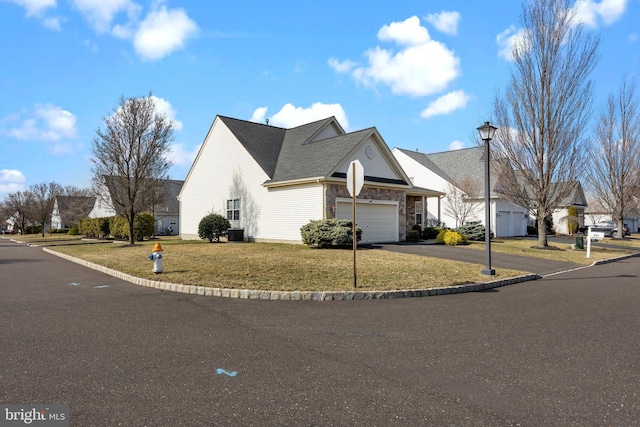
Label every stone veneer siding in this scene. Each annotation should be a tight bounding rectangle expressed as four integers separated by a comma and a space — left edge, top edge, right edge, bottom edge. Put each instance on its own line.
325, 183, 407, 241
406, 195, 422, 234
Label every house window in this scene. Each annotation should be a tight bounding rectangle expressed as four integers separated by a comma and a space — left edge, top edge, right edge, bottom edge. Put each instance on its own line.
415, 201, 423, 226
227, 199, 240, 221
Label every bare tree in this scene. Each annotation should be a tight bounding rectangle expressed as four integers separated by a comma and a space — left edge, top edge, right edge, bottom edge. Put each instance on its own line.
586, 77, 640, 238
58, 186, 95, 228
91, 94, 174, 245
443, 176, 483, 227
29, 182, 63, 236
2, 191, 35, 235
492, 0, 601, 248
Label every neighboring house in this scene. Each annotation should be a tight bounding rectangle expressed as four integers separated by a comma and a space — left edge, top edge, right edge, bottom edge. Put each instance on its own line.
178, 116, 443, 244
393, 146, 529, 237
51, 196, 96, 229
549, 182, 588, 235
583, 209, 639, 234
88, 176, 184, 235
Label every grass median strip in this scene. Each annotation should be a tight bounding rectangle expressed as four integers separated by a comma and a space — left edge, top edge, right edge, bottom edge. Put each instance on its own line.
465, 237, 638, 265
49, 239, 527, 292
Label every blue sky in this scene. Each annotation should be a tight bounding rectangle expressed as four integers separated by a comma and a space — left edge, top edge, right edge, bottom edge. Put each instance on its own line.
1, 0, 638, 197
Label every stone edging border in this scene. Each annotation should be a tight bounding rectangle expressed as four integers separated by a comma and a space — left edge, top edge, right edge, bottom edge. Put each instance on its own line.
43, 247, 541, 301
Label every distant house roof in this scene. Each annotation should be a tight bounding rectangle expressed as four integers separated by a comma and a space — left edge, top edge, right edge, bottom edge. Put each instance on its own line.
219, 116, 403, 185
554, 182, 588, 208
396, 146, 503, 197
55, 195, 96, 217
102, 176, 184, 215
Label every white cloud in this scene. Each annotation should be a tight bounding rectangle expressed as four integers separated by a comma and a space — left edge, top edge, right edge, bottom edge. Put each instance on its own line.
496, 25, 528, 61
425, 11, 460, 35
42, 16, 61, 30
250, 107, 269, 124
2, 104, 77, 143
250, 103, 350, 130
331, 16, 460, 97
420, 90, 471, 119
377, 16, 431, 46
449, 140, 464, 150
151, 96, 183, 130
0, 169, 27, 194
327, 58, 356, 73
72, 0, 141, 33
6, 0, 56, 17
572, 0, 628, 27
166, 142, 200, 167
133, 4, 198, 61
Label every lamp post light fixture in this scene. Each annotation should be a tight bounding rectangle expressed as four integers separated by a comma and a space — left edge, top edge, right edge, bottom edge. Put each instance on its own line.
477, 121, 498, 276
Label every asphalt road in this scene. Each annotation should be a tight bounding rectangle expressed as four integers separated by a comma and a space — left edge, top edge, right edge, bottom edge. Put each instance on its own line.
2, 238, 640, 426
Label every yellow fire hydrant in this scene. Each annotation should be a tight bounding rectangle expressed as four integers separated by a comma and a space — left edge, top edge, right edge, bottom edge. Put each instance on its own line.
149, 242, 163, 274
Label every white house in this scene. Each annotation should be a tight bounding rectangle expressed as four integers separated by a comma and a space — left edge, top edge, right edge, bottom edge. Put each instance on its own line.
88, 176, 183, 235
178, 116, 443, 244
393, 147, 529, 237
51, 195, 96, 229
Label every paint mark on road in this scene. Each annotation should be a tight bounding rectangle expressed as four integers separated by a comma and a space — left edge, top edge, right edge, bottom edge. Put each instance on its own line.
92, 285, 110, 289
68, 282, 80, 287
216, 368, 237, 377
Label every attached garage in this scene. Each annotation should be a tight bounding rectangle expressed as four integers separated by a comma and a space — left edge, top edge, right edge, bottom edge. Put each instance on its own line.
336, 199, 399, 243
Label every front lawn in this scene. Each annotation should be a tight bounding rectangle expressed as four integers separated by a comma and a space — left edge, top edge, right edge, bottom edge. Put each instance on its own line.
49, 239, 527, 292
464, 237, 638, 265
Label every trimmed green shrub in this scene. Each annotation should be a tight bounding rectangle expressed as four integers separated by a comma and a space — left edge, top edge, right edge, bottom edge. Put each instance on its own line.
68, 225, 79, 235
109, 216, 129, 240
300, 219, 362, 248
423, 227, 440, 239
406, 229, 421, 242
455, 221, 493, 241
198, 213, 231, 242
134, 213, 154, 241
443, 230, 467, 246
435, 228, 448, 244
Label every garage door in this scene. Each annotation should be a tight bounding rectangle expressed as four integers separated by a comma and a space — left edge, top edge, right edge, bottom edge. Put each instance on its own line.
336, 201, 398, 243
497, 211, 510, 237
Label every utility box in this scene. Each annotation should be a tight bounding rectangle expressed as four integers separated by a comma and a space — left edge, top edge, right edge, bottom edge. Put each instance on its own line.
575, 236, 584, 250
227, 228, 244, 243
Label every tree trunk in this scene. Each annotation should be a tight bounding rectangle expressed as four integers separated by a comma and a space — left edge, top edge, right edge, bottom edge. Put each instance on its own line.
129, 207, 136, 245
537, 216, 548, 248
616, 219, 624, 239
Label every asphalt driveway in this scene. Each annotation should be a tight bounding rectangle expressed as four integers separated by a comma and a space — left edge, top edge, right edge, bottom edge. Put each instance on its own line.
374, 240, 584, 276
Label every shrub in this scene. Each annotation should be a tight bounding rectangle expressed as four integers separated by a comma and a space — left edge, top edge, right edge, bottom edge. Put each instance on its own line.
411, 224, 422, 233
435, 228, 448, 244
134, 213, 154, 241
300, 219, 362, 248
423, 227, 440, 239
443, 230, 467, 246
455, 221, 492, 241
68, 225, 79, 235
199, 214, 231, 242
527, 226, 537, 236
109, 216, 129, 240
406, 229, 421, 242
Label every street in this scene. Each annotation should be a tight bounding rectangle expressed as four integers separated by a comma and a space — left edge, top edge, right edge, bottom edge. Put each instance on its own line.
1, 238, 639, 426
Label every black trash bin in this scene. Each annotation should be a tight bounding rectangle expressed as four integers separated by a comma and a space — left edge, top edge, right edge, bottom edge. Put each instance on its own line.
575, 236, 584, 250
227, 228, 244, 243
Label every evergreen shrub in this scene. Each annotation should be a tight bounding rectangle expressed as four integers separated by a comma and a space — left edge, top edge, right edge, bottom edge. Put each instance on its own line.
198, 214, 231, 242
300, 219, 362, 248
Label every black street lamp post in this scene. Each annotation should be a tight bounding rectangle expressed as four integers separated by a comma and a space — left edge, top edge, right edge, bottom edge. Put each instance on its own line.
477, 121, 498, 276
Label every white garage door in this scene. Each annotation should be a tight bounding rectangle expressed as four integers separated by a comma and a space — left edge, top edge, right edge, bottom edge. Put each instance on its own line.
497, 211, 510, 237
336, 201, 398, 243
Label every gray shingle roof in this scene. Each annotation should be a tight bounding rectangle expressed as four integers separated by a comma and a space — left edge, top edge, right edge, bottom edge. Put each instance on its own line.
219, 116, 369, 183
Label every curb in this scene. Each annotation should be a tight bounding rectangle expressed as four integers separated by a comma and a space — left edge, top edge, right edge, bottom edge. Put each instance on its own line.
42, 247, 541, 301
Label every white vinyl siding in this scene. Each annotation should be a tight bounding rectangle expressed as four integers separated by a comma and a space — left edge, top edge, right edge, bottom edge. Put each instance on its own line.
337, 137, 400, 181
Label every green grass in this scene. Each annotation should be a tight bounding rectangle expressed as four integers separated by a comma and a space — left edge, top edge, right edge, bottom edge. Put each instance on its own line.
49, 239, 527, 292
464, 236, 638, 265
